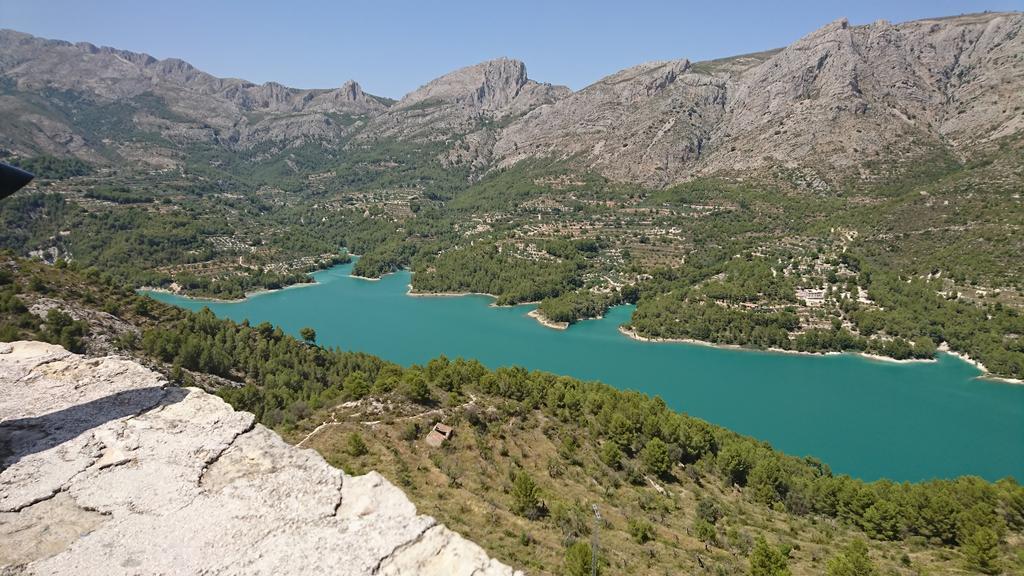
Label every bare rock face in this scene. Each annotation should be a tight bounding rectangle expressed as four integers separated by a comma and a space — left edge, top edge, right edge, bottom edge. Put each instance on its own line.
0, 341, 521, 576
0, 30, 385, 116
492, 12, 1024, 184
704, 13, 1024, 175
398, 58, 568, 114
492, 58, 732, 185
0, 29, 386, 159
357, 58, 570, 151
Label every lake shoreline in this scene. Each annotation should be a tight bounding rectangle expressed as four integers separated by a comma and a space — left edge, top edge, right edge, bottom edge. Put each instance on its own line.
618, 325, 938, 363
406, 285, 569, 329
150, 263, 1022, 386
617, 326, 1024, 383
939, 343, 1024, 385
139, 278, 319, 303
406, 285, 492, 298
527, 308, 569, 330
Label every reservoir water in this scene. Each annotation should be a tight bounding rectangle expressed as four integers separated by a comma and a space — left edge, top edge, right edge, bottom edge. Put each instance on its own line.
147, 262, 1024, 482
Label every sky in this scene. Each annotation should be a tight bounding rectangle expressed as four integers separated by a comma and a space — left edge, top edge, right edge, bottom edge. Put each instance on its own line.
2, 0, 1021, 98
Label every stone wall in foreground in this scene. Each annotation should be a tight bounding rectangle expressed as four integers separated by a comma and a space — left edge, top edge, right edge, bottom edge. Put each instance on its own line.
0, 341, 521, 576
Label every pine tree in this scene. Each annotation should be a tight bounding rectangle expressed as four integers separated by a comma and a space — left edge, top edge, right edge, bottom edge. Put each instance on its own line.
640, 437, 671, 477
564, 541, 597, 576
961, 527, 1001, 575
826, 539, 877, 576
511, 470, 542, 519
749, 536, 790, 576
342, 371, 371, 399
347, 432, 368, 457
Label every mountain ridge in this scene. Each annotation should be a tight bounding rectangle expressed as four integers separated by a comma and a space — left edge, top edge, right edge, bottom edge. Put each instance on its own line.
1, 11, 1022, 184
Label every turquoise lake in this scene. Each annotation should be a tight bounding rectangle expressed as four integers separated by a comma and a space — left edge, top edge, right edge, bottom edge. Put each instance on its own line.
148, 262, 1024, 483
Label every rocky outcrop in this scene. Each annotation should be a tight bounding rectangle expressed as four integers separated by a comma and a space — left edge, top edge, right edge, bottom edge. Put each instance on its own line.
397, 58, 569, 114
356, 58, 570, 157
0, 341, 520, 576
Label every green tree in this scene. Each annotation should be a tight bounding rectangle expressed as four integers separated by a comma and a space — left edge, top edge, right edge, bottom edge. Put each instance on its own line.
749, 536, 790, 576
42, 308, 88, 353
564, 541, 598, 576
599, 442, 623, 470
960, 527, 1001, 574
347, 432, 368, 457
640, 437, 671, 477
511, 470, 543, 519
719, 443, 754, 486
628, 517, 655, 544
342, 371, 371, 400
299, 326, 316, 344
551, 500, 590, 541
697, 497, 723, 524
402, 371, 432, 404
748, 459, 787, 504
912, 336, 937, 359
826, 539, 877, 576
862, 500, 901, 540
694, 518, 717, 545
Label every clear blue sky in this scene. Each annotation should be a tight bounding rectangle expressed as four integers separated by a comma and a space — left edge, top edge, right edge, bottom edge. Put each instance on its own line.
2, 0, 1021, 98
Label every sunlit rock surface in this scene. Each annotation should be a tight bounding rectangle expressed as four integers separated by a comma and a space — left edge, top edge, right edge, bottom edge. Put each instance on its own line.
0, 341, 520, 576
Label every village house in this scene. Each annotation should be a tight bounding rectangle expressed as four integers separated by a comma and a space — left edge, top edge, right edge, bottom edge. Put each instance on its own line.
425, 423, 454, 447
796, 288, 827, 306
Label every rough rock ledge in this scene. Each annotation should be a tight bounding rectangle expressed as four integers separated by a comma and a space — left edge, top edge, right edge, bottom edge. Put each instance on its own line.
0, 341, 521, 576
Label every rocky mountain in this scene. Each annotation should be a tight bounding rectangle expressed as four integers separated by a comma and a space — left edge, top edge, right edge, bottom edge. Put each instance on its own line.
0, 29, 387, 161
397, 58, 569, 114
0, 31, 384, 114
491, 57, 738, 184
350, 58, 571, 173
494, 12, 1024, 184
1, 11, 1022, 184
0, 340, 519, 575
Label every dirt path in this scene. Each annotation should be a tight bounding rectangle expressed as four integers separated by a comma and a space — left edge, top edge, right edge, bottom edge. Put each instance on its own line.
294, 394, 478, 447
295, 411, 337, 448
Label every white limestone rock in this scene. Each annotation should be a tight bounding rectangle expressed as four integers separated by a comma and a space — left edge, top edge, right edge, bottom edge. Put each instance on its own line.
0, 341, 522, 576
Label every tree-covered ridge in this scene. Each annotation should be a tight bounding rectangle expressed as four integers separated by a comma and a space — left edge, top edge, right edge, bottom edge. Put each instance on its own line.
0, 160, 357, 299
411, 242, 584, 305
8, 154, 91, 180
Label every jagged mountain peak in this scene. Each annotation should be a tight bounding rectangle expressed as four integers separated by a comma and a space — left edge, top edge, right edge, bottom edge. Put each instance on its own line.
397, 57, 566, 111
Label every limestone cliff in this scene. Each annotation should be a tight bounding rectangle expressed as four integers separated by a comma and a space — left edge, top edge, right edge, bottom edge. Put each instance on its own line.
0, 341, 520, 576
